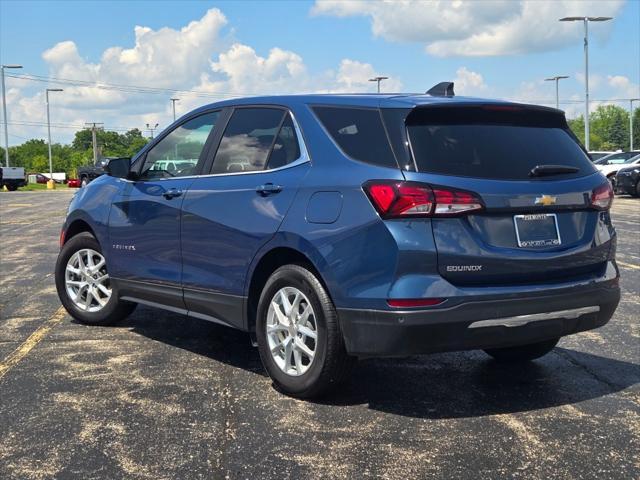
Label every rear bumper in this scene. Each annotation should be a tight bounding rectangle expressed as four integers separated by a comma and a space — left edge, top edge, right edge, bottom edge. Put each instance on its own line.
337, 281, 620, 357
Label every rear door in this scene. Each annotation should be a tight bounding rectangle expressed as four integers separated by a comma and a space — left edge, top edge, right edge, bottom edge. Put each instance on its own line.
401, 104, 614, 287
107, 110, 220, 308
180, 107, 310, 328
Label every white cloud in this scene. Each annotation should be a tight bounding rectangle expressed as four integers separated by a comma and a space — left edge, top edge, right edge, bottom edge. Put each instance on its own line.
312, 0, 624, 57
6, 8, 398, 145
607, 75, 640, 99
453, 67, 487, 95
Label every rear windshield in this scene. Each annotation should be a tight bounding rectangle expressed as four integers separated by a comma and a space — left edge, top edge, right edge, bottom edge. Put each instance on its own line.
406, 106, 596, 180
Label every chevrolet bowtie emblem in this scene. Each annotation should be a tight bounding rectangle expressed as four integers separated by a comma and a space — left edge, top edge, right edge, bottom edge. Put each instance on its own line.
535, 195, 557, 206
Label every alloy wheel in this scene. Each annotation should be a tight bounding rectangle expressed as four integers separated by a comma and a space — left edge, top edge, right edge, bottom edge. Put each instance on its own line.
266, 286, 318, 376
65, 248, 111, 313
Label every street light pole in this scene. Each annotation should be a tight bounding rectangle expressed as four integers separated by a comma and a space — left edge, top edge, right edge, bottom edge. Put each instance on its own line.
631, 98, 640, 151
544, 75, 569, 109
560, 16, 613, 150
1, 64, 23, 167
368, 76, 389, 93
170, 98, 179, 122
146, 123, 159, 139
46, 88, 63, 188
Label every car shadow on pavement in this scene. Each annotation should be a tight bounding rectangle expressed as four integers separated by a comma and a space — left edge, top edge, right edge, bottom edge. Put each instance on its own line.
115, 307, 639, 419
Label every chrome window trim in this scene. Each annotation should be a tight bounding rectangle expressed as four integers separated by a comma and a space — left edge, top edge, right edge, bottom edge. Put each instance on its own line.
121, 110, 310, 183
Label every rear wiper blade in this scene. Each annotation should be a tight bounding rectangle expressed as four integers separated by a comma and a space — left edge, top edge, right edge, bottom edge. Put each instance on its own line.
529, 164, 580, 177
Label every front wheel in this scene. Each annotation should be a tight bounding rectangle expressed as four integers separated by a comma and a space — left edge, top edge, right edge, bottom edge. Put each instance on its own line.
55, 232, 136, 325
484, 338, 559, 363
80, 177, 88, 188
256, 265, 355, 398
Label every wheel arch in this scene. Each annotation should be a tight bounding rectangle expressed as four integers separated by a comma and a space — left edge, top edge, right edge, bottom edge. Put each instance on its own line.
63, 218, 97, 245
245, 243, 333, 333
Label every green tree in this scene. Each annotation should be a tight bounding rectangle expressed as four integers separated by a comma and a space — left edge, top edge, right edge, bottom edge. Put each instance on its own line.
590, 104, 629, 151
632, 107, 640, 150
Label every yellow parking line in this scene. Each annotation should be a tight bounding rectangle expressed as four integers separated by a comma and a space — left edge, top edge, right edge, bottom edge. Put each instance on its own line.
0, 306, 67, 380
618, 261, 640, 271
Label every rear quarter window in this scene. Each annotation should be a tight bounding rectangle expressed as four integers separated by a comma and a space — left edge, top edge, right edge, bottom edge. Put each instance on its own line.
312, 106, 398, 168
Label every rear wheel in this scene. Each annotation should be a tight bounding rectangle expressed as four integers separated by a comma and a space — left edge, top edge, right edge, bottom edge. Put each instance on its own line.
484, 338, 559, 363
6, 184, 17, 191
55, 232, 136, 325
256, 264, 355, 398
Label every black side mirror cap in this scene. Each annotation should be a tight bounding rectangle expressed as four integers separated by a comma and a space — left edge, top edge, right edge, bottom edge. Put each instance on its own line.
105, 157, 132, 179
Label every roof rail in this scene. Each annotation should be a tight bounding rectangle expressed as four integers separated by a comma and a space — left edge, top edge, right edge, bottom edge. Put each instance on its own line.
426, 82, 455, 97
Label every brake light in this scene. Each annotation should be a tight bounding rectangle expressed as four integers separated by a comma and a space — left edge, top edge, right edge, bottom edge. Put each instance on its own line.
387, 298, 445, 308
591, 182, 613, 210
59, 228, 66, 247
364, 181, 483, 218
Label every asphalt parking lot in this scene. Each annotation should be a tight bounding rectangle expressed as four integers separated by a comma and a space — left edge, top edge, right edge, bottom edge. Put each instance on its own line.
0, 189, 638, 479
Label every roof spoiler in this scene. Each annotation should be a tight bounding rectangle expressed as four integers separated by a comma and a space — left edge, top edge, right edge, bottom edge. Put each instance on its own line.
426, 82, 455, 97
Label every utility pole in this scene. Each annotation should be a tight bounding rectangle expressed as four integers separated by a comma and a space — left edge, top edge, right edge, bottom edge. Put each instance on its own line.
631, 99, 640, 151
146, 123, 159, 139
46, 88, 63, 189
544, 76, 569, 109
369, 76, 389, 93
1, 64, 23, 167
170, 98, 180, 122
559, 16, 613, 150
85, 122, 104, 165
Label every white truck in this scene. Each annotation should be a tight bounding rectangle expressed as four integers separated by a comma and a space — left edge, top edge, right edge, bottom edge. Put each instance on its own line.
0, 167, 27, 191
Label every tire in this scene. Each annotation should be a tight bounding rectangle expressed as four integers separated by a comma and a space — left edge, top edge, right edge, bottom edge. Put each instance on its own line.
484, 338, 559, 363
80, 176, 88, 188
256, 264, 355, 398
607, 174, 616, 189
6, 184, 17, 191
634, 180, 640, 198
55, 232, 136, 326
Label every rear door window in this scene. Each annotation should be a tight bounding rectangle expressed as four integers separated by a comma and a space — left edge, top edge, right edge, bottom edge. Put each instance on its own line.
312, 106, 398, 168
406, 106, 596, 180
211, 108, 285, 174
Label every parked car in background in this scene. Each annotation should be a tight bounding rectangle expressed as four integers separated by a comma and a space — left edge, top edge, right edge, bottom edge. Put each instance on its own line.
34, 173, 65, 184
77, 157, 113, 187
67, 178, 81, 188
596, 154, 640, 187
0, 167, 27, 191
589, 151, 617, 162
593, 150, 640, 165
55, 88, 620, 398
615, 163, 640, 197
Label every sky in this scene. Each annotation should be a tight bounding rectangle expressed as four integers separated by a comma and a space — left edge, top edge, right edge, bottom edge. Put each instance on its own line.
1, 0, 639, 145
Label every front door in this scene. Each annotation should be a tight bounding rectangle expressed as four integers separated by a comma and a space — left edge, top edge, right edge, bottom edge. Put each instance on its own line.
108, 110, 221, 308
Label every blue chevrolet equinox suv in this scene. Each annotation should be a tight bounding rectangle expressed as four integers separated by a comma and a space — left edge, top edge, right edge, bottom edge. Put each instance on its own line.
55, 83, 620, 398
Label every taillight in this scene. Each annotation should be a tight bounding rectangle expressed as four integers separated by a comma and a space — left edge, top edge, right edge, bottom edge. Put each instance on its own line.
363, 181, 483, 218
591, 182, 613, 210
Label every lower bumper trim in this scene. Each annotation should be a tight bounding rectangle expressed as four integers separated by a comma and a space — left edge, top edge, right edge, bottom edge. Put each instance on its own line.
467, 306, 600, 329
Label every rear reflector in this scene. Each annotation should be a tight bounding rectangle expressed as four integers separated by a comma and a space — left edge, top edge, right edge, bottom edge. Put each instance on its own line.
591, 182, 614, 210
387, 298, 445, 308
364, 180, 483, 218
59, 228, 66, 248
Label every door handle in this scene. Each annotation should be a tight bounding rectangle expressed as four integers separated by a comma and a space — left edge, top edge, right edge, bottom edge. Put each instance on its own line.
162, 188, 183, 200
256, 183, 282, 196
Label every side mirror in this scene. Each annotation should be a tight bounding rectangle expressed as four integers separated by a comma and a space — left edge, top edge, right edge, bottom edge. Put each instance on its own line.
105, 157, 132, 179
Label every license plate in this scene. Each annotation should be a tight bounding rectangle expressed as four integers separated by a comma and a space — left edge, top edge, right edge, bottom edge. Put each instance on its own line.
514, 213, 561, 248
